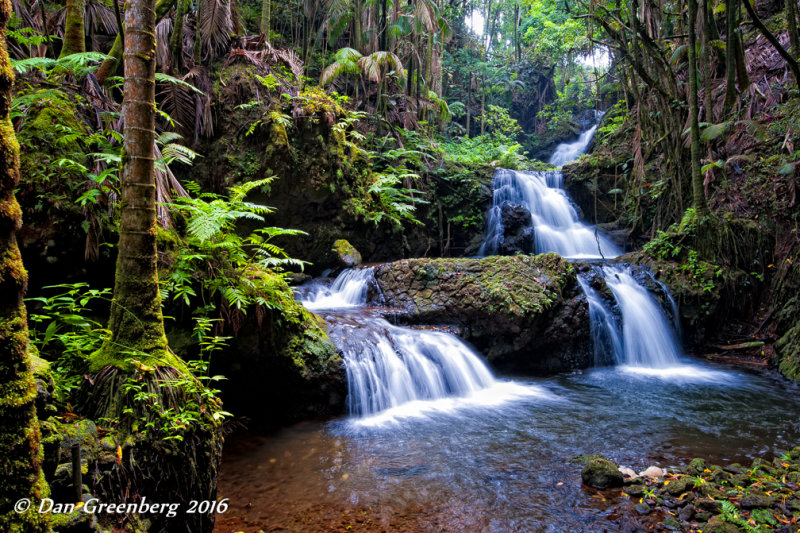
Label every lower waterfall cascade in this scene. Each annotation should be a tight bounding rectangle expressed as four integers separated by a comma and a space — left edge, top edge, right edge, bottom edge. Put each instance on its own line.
300, 269, 537, 419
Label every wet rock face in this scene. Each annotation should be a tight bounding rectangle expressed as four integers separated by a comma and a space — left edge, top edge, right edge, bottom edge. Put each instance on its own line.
498, 202, 535, 255
374, 254, 593, 374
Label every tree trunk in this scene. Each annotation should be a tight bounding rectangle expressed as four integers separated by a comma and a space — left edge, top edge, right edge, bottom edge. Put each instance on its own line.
425, 31, 433, 92
353, 0, 363, 52
724, 0, 738, 112
466, 72, 471, 138
480, 74, 485, 136
701, 0, 714, 121
169, 0, 187, 73
380, 0, 387, 50
688, 0, 707, 212
260, 0, 270, 36
97, 0, 177, 83
60, 0, 86, 57
0, 0, 51, 529
93, 0, 177, 369
787, 0, 800, 61
194, 0, 203, 64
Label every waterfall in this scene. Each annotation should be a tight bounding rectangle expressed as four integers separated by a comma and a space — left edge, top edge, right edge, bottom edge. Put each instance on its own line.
479, 118, 621, 259
336, 318, 497, 417
478, 169, 621, 258
579, 266, 685, 369
298, 268, 513, 418
300, 268, 375, 310
576, 276, 623, 366
549, 123, 600, 168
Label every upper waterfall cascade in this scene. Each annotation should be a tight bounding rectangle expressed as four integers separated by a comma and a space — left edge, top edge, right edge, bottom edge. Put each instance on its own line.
548, 123, 600, 168
479, 119, 621, 259
479, 169, 621, 258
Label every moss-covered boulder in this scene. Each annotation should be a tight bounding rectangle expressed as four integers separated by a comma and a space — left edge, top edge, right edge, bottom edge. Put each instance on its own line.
581, 456, 624, 489
210, 276, 346, 426
374, 253, 592, 373
332, 239, 362, 268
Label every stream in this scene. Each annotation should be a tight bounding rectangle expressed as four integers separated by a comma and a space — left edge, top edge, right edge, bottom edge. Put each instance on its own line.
213, 119, 800, 533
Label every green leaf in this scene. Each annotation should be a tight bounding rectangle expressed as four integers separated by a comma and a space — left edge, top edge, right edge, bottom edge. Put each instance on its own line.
700, 122, 730, 142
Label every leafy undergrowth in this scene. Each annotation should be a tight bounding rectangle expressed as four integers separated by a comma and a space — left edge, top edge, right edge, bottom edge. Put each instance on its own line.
618, 450, 800, 533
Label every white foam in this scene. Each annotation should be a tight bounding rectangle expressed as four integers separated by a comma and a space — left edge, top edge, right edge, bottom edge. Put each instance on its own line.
617, 364, 732, 383
349, 382, 552, 428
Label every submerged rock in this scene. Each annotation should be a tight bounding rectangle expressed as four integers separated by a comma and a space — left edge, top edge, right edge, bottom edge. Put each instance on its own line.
374, 254, 593, 373
581, 456, 624, 489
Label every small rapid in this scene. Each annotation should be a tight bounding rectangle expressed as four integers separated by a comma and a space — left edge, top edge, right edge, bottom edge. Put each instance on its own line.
299, 268, 374, 310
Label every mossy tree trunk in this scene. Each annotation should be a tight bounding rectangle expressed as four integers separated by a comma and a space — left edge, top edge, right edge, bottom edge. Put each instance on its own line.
0, 0, 51, 529
59, 0, 85, 57
96, 0, 176, 84
260, 0, 271, 37
169, 0, 187, 73
688, 0, 707, 213
93, 0, 181, 371
786, 0, 800, 62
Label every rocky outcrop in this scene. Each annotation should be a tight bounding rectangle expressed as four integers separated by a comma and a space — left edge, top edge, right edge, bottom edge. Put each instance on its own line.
373, 253, 592, 374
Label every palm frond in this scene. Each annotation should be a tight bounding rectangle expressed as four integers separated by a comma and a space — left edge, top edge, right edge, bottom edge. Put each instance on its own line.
198, 0, 233, 59
156, 17, 174, 70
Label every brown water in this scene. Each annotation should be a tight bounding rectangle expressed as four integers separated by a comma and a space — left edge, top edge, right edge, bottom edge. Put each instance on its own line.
214, 364, 800, 532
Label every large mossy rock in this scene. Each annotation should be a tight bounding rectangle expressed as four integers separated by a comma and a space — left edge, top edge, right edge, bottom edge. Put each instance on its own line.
209, 281, 347, 427
332, 239, 362, 268
374, 253, 592, 373
579, 455, 624, 489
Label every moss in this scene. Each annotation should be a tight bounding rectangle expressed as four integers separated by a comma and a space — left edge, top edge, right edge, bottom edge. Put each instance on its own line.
374, 254, 591, 372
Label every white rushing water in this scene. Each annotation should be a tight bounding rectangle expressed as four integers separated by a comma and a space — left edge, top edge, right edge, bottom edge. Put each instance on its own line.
478, 169, 621, 258
300, 268, 374, 310
479, 117, 621, 259
602, 266, 683, 367
579, 266, 728, 382
299, 268, 535, 419
548, 123, 600, 168
341, 318, 508, 418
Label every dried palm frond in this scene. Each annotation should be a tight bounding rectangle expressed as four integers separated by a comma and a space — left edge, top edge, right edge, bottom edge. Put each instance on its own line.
156, 17, 174, 71
184, 66, 214, 143
154, 141, 190, 228
158, 76, 195, 135
413, 0, 437, 34
198, 0, 233, 59
358, 51, 404, 83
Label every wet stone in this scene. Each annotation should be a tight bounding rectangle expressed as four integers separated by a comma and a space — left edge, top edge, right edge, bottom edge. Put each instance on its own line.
666, 476, 694, 496
661, 515, 683, 531
634, 503, 651, 515
626, 483, 645, 497
678, 503, 695, 521
739, 492, 774, 509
